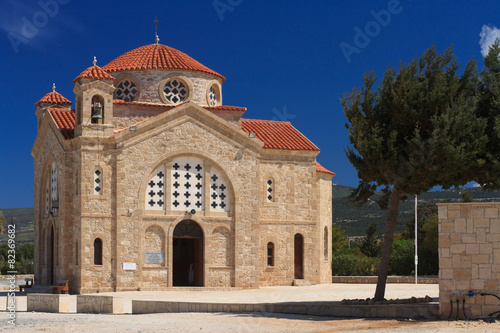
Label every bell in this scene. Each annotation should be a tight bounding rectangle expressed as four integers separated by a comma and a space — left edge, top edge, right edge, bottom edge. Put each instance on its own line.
92, 102, 103, 120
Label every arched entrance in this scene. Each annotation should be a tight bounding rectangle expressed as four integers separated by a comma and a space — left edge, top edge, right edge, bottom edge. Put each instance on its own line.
294, 233, 304, 279
173, 220, 204, 286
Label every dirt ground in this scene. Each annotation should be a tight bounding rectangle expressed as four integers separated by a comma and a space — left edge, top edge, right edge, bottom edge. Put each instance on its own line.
1, 312, 499, 333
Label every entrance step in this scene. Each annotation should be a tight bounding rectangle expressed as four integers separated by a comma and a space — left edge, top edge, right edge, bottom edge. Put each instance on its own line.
292, 279, 311, 287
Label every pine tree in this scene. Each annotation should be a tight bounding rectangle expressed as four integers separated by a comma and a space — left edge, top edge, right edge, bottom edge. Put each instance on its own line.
341, 45, 486, 301
476, 40, 500, 188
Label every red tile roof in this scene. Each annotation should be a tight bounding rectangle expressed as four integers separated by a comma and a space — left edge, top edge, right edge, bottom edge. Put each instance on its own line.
241, 119, 319, 151
316, 162, 336, 176
49, 108, 75, 139
35, 91, 72, 107
73, 65, 115, 83
113, 100, 246, 113
102, 44, 225, 82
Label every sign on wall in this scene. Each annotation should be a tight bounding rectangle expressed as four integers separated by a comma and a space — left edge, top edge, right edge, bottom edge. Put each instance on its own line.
122, 263, 137, 270
145, 252, 164, 264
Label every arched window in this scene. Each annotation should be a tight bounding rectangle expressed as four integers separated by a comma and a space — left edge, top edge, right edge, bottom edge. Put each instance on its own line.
94, 167, 103, 195
267, 242, 274, 267
51, 162, 58, 213
266, 178, 274, 202
324, 227, 329, 259
94, 238, 103, 265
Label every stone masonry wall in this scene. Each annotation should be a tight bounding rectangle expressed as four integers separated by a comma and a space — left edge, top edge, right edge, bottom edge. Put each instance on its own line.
438, 203, 500, 319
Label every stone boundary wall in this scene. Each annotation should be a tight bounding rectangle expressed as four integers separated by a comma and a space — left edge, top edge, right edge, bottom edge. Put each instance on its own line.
77, 295, 127, 314
27, 294, 76, 313
132, 300, 438, 319
438, 203, 500, 319
332, 276, 438, 284
0, 275, 34, 280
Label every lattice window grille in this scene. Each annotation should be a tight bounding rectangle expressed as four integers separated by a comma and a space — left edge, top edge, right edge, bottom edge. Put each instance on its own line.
171, 158, 204, 211
210, 168, 229, 212
94, 168, 102, 195
114, 80, 137, 102
209, 86, 217, 107
164, 79, 188, 104
45, 183, 49, 215
266, 178, 274, 202
51, 163, 57, 212
145, 166, 166, 210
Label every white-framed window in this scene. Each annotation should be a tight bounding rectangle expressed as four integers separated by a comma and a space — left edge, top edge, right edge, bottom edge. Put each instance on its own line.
163, 79, 188, 104
145, 166, 166, 210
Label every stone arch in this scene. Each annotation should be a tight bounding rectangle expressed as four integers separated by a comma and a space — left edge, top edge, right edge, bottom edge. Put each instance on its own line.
211, 226, 232, 267
91, 94, 104, 124
139, 151, 237, 214
172, 220, 204, 286
144, 225, 166, 266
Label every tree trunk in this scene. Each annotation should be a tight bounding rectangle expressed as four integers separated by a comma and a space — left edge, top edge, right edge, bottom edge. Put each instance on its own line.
374, 187, 404, 301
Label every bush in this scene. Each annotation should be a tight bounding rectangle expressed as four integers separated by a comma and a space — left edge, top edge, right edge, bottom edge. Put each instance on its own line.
389, 239, 414, 275
332, 251, 380, 276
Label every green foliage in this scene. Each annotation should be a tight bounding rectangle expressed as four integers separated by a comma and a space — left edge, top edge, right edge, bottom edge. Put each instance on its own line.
332, 252, 380, 276
476, 39, 500, 189
462, 190, 474, 202
419, 214, 439, 275
0, 243, 34, 274
0, 209, 5, 234
389, 239, 415, 275
331, 224, 348, 254
360, 223, 381, 257
342, 44, 484, 300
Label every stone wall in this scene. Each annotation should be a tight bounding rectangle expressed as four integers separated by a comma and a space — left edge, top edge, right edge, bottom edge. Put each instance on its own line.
438, 203, 500, 319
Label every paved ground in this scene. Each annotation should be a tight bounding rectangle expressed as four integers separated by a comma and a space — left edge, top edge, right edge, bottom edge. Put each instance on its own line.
93, 283, 440, 304
0, 283, 438, 313
2, 312, 500, 332
1, 284, 499, 332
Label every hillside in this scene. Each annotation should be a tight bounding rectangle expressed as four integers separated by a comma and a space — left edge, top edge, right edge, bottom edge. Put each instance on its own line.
333, 185, 500, 236
0, 208, 34, 244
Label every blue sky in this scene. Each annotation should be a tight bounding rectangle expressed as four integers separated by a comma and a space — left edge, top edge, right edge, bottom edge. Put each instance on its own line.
1, 0, 499, 208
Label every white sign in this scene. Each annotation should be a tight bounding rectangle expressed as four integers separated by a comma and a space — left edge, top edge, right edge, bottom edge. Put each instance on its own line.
122, 263, 136, 270
145, 252, 164, 264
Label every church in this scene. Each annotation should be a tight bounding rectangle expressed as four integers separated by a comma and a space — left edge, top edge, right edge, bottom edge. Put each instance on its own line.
31, 40, 335, 293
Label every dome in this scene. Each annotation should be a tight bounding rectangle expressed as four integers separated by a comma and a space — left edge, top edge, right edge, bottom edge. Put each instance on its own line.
102, 44, 225, 82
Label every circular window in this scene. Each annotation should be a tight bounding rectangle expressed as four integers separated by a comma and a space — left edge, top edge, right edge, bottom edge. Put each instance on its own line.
164, 79, 188, 104
114, 80, 137, 102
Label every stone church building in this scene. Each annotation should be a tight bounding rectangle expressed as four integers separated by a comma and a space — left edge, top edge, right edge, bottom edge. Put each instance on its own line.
31, 42, 335, 294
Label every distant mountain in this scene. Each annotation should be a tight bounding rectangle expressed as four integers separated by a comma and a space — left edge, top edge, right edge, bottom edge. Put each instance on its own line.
333, 185, 500, 236
0, 208, 34, 244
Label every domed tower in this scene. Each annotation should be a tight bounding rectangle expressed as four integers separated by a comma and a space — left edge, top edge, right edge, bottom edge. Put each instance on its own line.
35, 84, 72, 129
73, 57, 116, 137
102, 43, 225, 107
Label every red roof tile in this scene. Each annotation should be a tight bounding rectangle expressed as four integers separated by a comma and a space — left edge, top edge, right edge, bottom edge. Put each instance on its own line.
241, 119, 319, 151
73, 65, 115, 83
113, 100, 246, 113
102, 44, 225, 82
49, 108, 75, 139
35, 91, 72, 107
316, 162, 336, 176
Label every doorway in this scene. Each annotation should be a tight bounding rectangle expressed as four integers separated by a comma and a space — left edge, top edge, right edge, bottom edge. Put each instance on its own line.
173, 220, 204, 286
294, 233, 303, 279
